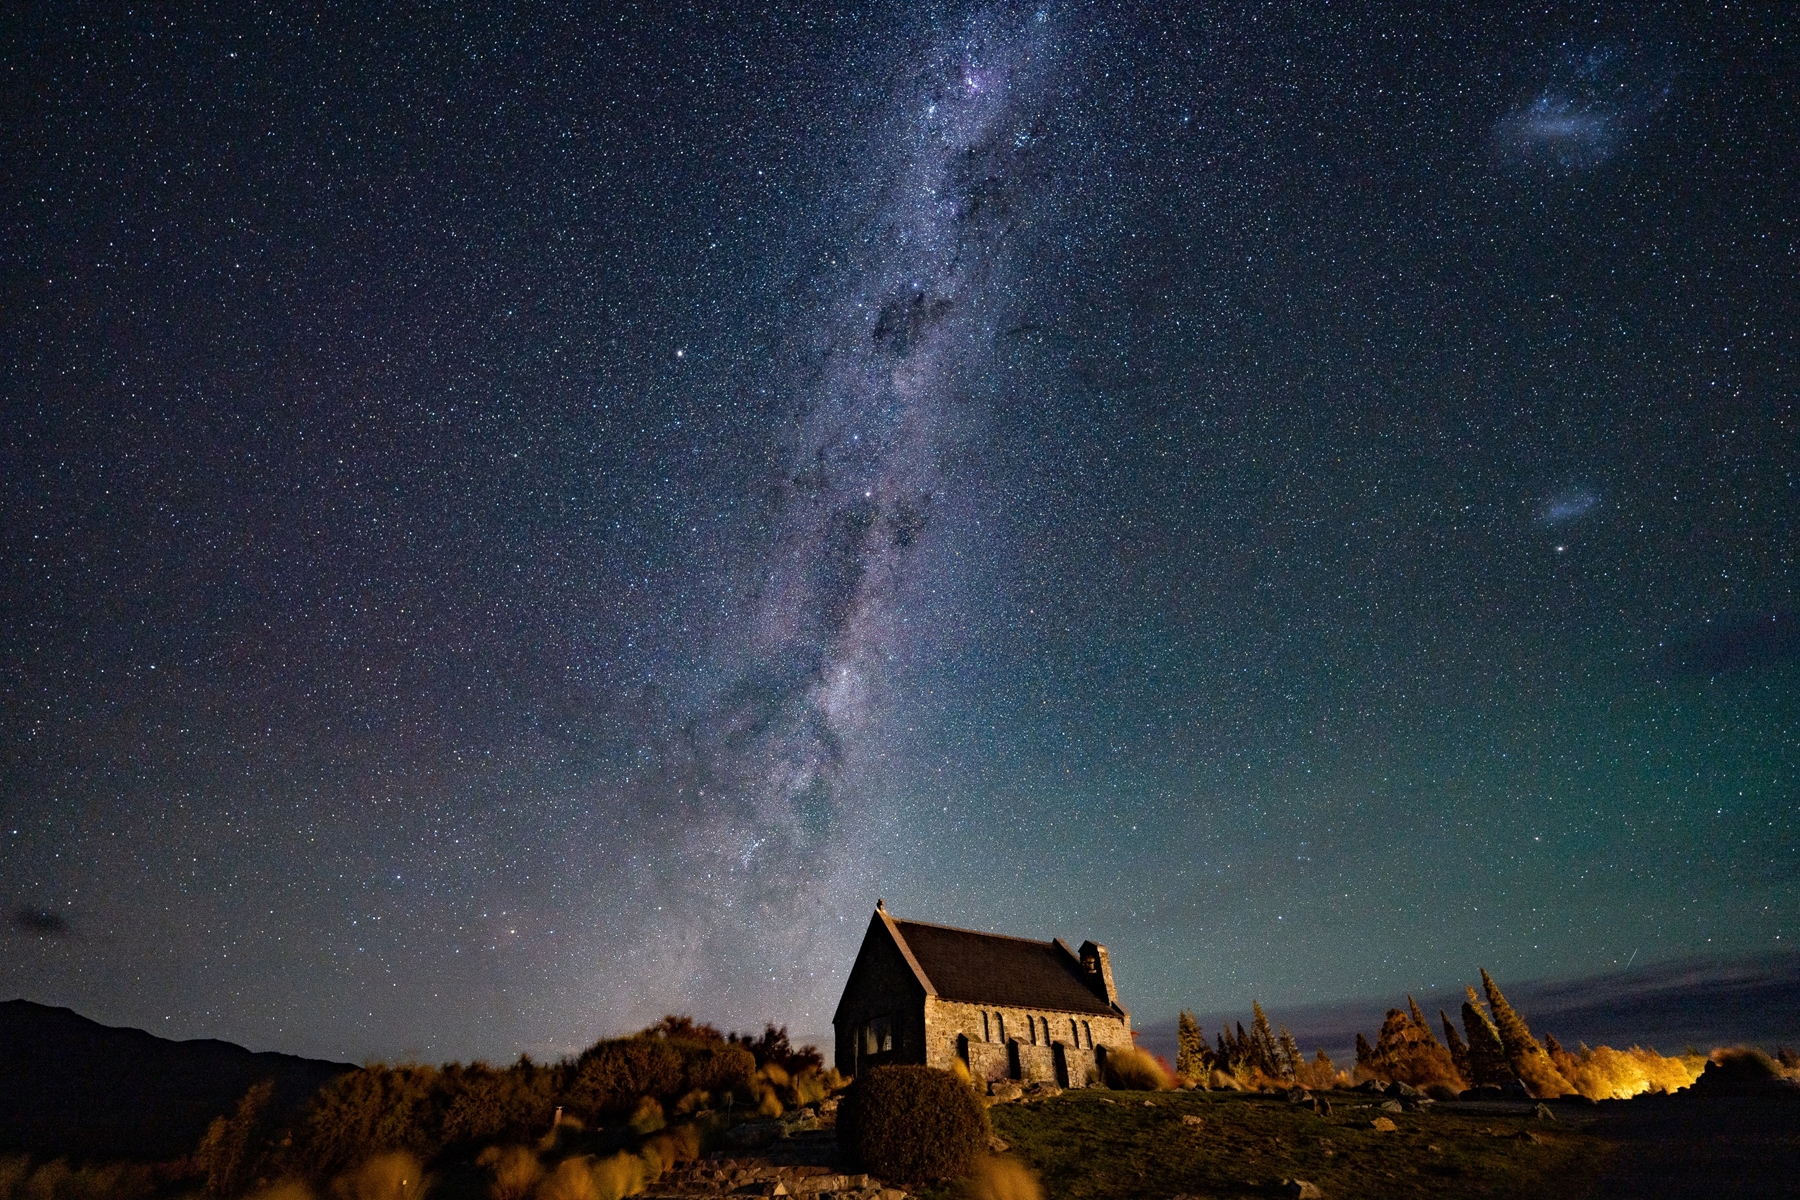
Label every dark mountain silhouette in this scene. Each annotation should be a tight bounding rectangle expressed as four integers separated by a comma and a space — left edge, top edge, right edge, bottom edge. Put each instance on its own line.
0, 998, 354, 1161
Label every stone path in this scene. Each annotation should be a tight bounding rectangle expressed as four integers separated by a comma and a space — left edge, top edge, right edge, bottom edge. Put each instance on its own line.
643, 1158, 908, 1199
641, 1129, 909, 1200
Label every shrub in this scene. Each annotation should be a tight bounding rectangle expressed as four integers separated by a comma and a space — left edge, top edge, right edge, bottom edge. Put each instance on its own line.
756, 1089, 783, 1118
534, 1157, 600, 1200
1103, 1048, 1170, 1091
330, 1152, 427, 1200
565, 1040, 684, 1121
0, 1160, 157, 1200
838, 1065, 988, 1183
246, 1182, 317, 1200
196, 1079, 276, 1196
961, 1156, 1042, 1200
439, 1062, 560, 1147
475, 1145, 542, 1200
683, 1045, 755, 1094
639, 1127, 699, 1178
588, 1153, 648, 1200
296, 1066, 441, 1180
627, 1096, 665, 1135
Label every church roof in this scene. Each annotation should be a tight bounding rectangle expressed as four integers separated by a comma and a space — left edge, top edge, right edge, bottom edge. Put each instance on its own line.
887, 916, 1119, 1016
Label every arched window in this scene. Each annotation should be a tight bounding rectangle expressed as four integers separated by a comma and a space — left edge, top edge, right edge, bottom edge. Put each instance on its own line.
996, 1012, 1006, 1043
1083, 1020, 1092, 1047
982, 1012, 991, 1042
1070, 1017, 1080, 1046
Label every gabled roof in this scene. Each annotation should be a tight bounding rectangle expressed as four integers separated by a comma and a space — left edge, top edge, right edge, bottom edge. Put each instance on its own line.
885, 913, 1120, 1017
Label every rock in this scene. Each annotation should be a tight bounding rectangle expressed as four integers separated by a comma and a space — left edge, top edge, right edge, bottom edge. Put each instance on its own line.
1280, 1180, 1324, 1199
1496, 1079, 1533, 1101
731, 1185, 788, 1197
1181, 1114, 1205, 1126
878, 1191, 908, 1200
1515, 1130, 1543, 1144
1386, 1081, 1422, 1099
1143, 1100, 1157, 1107
1312, 1095, 1333, 1118
789, 1177, 847, 1194
1355, 1079, 1387, 1094
1371, 1117, 1398, 1132
1027, 1082, 1062, 1098
988, 1082, 1025, 1102
1286, 1088, 1312, 1104
1532, 1103, 1556, 1121
1379, 1100, 1403, 1113
987, 1135, 1011, 1153
818, 1098, 839, 1113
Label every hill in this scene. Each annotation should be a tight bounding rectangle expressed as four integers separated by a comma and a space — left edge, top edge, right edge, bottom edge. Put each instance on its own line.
0, 999, 354, 1162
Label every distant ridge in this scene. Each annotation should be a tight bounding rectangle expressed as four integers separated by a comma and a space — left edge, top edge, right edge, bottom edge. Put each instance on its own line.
0, 998, 354, 1161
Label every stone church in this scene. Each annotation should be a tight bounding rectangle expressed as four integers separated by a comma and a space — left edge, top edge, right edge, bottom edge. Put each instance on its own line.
832, 901, 1132, 1087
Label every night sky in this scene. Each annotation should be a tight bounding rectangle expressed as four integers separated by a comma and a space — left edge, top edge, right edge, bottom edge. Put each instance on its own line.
3, 3, 1796, 1065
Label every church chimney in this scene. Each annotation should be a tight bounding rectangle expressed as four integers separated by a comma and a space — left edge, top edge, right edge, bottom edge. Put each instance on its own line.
1078, 940, 1119, 1006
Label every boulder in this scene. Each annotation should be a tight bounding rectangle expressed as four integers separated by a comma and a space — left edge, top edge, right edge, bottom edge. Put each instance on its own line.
1532, 1103, 1556, 1121
1280, 1181, 1324, 1199
1386, 1081, 1422, 1099
1311, 1095, 1333, 1118
1371, 1117, 1398, 1132
1378, 1100, 1403, 1113
1286, 1088, 1312, 1104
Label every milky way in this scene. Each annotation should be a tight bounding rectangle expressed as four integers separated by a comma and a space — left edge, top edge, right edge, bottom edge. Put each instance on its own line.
586, 7, 1065, 1028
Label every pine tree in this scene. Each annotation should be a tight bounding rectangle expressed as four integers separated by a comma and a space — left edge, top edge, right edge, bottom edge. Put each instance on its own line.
1460, 986, 1512, 1086
1441, 1010, 1470, 1081
1250, 1003, 1279, 1077
1177, 1011, 1205, 1079
1407, 995, 1440, 1045
1277, 1027, 1303, 1082
1367, 1007, 1463, 1090
1480, 969, 1572, 1098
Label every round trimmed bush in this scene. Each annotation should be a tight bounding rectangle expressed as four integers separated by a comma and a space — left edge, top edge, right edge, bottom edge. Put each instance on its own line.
837, 1065, 988, 1183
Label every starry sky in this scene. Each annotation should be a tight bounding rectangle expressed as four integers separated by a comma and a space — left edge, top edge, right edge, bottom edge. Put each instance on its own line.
3, 2, 1796, 1065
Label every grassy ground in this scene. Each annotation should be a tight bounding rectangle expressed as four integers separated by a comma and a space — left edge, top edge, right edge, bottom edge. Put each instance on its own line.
970, 1090, 1612, 1200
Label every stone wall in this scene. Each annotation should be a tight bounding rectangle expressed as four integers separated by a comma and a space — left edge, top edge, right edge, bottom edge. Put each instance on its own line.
919, 996, 1130, 1087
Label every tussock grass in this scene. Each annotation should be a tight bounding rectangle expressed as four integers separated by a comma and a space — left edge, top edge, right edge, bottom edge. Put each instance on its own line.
959, 1155, 1041, 1200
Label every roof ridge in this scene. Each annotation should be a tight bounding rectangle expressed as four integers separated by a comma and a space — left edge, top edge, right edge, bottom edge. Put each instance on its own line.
890, 914, 1057, 947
